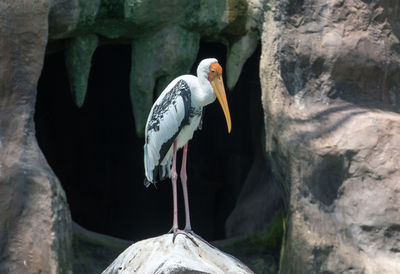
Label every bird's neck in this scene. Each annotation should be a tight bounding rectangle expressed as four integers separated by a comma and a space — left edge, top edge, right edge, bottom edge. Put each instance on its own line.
193, 72, 216, 107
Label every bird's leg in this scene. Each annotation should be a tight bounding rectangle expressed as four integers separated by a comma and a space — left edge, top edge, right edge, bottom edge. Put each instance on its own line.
168, 142, 198, 246
180, 143, 192, 232
170, 140, 179, 234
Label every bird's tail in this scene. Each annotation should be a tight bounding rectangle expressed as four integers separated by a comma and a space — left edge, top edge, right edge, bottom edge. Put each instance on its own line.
144, 144, 172, 187
144, 144, 154, 187
143, 178, 152, 188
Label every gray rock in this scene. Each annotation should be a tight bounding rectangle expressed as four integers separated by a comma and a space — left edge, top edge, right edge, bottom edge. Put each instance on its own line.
102, 234, 254, 274
65, 34, 99, 107
72, 222, 131, 274
261, 0, 400, 272
0, 0, 72, 273
130, 26, 200, 136
226, 152, 283, 238
46, 0, 262, 135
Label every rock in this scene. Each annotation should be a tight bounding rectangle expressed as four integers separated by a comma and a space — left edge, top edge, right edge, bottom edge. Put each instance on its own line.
225, 94, 284, 238
225, 43, 285, 239
102, 234, 254, 274
47, 0, 251, 41
261, 0, 400, 272
46, 0, 262, 135
65, 34, 99, 107
130, 26, 200, 136
216, 213, 285, 274
0, 0, 72, 273
226, 30, 259, 90
226, 152, 283, 238
226, 0, 264, 90
72, 222, 131, 274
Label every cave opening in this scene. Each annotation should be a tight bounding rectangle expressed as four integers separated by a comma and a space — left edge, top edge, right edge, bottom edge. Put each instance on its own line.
35, 41, 262, 242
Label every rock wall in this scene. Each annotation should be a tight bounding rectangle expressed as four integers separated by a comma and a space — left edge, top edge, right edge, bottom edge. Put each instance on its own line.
48, 0, 262, 136
2, 0, 400, 272
0, 1, 72, 273
261, 0, 400, 272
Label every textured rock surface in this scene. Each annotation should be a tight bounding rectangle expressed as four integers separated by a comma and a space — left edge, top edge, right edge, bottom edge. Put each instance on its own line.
130, 26, 200, 135
0, 0, 72, 273
72, 222, 131, 274
65, 34, 99, 107
103, 234, 254, 274
261, 0, 400, 272
216, 213, 285, 274
47, 0, 262, 136
225, 46, 284, 238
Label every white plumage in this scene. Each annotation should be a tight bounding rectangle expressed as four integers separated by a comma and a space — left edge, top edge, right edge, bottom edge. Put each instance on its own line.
144, 58, 224, 186
142, 57, 231, 236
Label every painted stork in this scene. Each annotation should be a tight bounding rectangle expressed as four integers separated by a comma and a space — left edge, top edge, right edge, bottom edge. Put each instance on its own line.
144, 58, 231, 238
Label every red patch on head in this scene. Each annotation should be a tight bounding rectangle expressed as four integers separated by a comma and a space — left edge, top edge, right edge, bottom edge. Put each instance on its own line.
209, 62, 223, 80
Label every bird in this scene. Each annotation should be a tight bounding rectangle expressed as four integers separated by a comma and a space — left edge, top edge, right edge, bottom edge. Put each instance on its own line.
143, 58, 231, 238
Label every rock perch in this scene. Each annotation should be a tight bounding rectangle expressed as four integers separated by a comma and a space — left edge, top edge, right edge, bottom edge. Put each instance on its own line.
102, 234, 253, 274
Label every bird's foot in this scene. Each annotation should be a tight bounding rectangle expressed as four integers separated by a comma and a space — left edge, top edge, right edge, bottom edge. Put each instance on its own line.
182, 228, 216, 249
168, 227, 199, 246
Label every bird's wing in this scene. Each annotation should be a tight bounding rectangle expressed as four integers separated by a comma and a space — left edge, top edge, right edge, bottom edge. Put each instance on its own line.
144, 79, 191, 185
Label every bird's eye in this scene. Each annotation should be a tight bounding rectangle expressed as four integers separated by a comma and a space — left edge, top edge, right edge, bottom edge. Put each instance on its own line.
211, 70, 216, 74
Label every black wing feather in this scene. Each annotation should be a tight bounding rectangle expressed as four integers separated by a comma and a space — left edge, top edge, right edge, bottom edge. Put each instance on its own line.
144, 80, 192, 185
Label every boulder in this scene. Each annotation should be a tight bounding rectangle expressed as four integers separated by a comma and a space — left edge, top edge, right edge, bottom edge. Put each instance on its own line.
102, 234, 253, 274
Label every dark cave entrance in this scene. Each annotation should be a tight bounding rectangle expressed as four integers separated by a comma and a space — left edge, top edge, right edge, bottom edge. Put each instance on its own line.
35, 41, 262, 242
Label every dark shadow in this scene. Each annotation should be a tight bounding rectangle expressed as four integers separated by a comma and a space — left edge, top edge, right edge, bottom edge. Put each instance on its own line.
374, 1, 400, 39
35, 41, 259, 242
268, 103, 371, 215
273, 103, 368, 145
295, 110, 367, 141
307, 152, 353, 207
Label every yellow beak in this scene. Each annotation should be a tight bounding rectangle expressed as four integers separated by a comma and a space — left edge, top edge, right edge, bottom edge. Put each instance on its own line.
210, 76, 232, 133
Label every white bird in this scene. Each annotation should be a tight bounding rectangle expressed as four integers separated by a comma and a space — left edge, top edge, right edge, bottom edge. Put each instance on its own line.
144, 58, 231, 238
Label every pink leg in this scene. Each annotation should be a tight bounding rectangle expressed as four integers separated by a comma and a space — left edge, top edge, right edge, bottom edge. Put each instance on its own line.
169, 142, 198, 245
171, 141, 179, 233
180, 143, 192, 232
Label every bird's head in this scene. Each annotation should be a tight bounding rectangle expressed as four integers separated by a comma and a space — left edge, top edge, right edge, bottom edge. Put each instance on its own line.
206, 61, 232, 133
